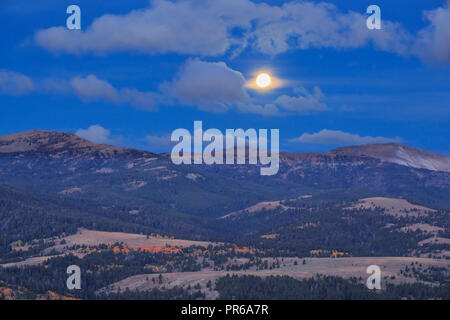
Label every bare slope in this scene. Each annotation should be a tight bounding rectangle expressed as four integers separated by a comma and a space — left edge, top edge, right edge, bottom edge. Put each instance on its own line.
100, 257, 449, 299
50, 228, 217, 251
345, 197, 436, 217
331, 143, 450, 172
0, 130, 153, 158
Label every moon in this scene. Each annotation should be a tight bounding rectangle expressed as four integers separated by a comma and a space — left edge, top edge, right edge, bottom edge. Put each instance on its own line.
256, 73, 271, 88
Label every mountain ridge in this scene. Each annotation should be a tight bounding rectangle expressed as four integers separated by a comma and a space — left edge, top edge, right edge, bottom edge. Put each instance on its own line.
0, 130, 156, 158
1, 130, 449, 172
330, 143, 450, 172
1, 129, 449, 214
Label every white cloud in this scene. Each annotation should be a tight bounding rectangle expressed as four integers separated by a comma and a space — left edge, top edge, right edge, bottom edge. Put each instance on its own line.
40, 78, 73, 95
0, 65, 328, 117
31, 0, 411, 58
414, 1, 450, 64
290, 129, 402, 145
237, 103, 281, 116
163, 60, 328, 116
164, 59, 247, 112
251, 2, 412, 56
71, 75, 159, 110
33, 0, 450, 64
0, 70, 35, 96
145, 134, 174, 152
0, 71, 159, 111
71, 75, 120, 103
75, 125, 114, 144
34, 0, 237, 56
274, 86, 327, 113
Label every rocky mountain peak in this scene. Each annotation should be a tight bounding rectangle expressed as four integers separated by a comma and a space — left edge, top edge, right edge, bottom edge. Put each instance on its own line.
330, 143, 450, 172
0, 130, 154, 158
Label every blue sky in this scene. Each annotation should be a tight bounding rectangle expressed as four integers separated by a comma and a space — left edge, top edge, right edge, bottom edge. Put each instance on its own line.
0, 0, 449, 154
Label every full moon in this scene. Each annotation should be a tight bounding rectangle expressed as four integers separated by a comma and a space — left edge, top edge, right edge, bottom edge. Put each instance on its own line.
256, 73, 271, 88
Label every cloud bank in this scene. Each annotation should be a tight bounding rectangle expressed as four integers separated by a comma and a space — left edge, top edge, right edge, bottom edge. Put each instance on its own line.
0, 71, 159, 111
290, 129, 402, 145
33, 0, 450, 64
0, 63, 331, 117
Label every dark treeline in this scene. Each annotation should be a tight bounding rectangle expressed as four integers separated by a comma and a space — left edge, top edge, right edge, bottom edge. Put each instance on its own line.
0, 246, 203, 300
223, 197, 450, 257
215, 274, 450, 300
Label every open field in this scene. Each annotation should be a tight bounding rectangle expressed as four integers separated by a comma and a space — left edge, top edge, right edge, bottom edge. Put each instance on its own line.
1, 229, 219, 268
100, 256, 449, 299
0, 255, 65, 268
419, 237, 450, 246
400, 223, 445, 234
47, 229, 218, 252
219, 201, 294, 219
345, 197, 436, 217
219, 195, 312, 219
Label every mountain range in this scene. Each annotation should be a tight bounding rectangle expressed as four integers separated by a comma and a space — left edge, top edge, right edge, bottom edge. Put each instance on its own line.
1, 130, 450, 218
1, 130, 449, 299
0, 129, 449, 241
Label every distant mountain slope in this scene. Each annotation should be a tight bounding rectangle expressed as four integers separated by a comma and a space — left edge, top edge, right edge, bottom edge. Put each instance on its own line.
0, 184, 146, 258
0, 130, 449, 263
330, 143, 450, 172
0, 130, 154, 158
0, 130, 449, 219
0, 130, 285, 220
0, 183, 218, 257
